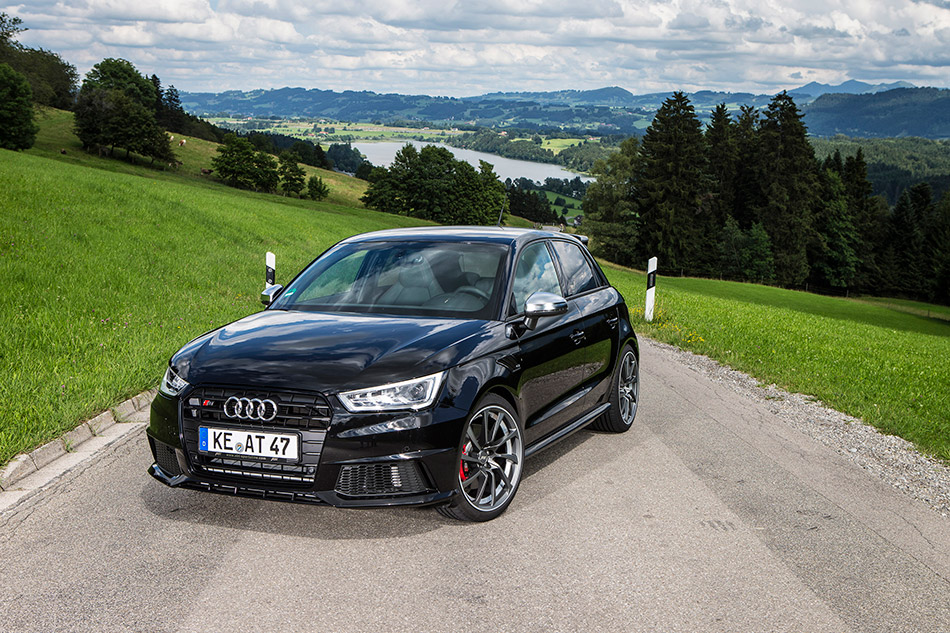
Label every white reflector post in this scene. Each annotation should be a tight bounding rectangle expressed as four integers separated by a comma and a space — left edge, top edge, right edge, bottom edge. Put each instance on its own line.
265, 251, 276, 289
645, 257, 657, 322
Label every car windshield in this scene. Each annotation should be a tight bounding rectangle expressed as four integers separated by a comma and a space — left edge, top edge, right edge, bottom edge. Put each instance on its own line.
271, 240, 508, 319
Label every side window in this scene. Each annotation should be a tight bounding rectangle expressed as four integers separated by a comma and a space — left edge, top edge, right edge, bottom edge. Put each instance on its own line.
550, 240, 599, 296
510, 242, 562, 314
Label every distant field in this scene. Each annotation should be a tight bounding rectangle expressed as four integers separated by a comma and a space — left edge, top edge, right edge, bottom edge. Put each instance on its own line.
604, 266, 950, 461
541, 138, 593, 154
205, 117, 460, 145
537, 190, 583, 219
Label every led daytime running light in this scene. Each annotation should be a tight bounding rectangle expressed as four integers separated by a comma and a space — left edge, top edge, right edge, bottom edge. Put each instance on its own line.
338, 371, 445, 412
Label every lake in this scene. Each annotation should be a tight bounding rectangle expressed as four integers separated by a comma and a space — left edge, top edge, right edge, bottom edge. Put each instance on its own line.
351, 141, 593, 184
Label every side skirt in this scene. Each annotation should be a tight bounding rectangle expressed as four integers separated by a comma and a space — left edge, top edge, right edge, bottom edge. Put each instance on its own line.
525, 403, 611, 457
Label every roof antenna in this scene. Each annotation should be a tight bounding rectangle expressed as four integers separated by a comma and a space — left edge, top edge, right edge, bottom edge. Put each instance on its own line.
496, 194, 508, 227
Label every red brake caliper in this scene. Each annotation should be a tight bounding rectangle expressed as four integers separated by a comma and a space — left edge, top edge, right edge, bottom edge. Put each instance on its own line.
460, 441, 471, 481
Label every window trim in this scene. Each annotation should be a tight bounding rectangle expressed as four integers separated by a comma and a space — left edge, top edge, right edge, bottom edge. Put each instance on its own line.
548, 238, 605, 298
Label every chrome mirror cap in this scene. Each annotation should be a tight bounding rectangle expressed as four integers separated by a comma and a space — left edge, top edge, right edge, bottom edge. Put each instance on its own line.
260, 284, 284, 306
523, 291, 568, 330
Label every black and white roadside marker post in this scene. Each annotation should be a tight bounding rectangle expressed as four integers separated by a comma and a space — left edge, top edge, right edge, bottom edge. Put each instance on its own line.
645, 256, 657, 322
265, 251, 276, 289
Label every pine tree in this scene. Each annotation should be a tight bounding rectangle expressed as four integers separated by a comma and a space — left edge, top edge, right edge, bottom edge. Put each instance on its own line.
928, 193, 950, 304
744, 223, 776, 284
732, 105, 762, 228
278, 151, 306, 197
716, 215, 746, 280
637, 92, 709, 274
890, 189, 925, 297
811, 170, 859, 288
705, 104, 738, 231
755, 92, 818, 286
307, 175, 330, 201
842, 148, 880, 290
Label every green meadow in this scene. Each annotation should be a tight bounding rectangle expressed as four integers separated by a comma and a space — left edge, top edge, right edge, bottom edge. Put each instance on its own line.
0, 110, 947, 467
605, 266, 950, 461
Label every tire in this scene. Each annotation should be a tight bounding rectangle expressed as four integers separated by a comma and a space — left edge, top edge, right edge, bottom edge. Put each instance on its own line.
592, 344, 639, 433
437, 394, 525, 522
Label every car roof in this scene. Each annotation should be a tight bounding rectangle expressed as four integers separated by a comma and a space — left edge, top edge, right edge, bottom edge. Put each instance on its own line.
341, 226, 585, 248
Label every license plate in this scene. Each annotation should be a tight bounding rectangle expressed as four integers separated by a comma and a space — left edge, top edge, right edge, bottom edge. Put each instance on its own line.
199, 427, 299, 461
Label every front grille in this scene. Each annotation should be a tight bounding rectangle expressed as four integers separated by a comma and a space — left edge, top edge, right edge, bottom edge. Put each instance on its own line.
150, 438, 182, 476
180, 386, 330, 487
183, 386, 332, 430
335, 461, 431, 498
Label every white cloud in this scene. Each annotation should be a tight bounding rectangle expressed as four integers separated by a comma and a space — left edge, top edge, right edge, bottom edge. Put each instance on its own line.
1, 0, 948, 96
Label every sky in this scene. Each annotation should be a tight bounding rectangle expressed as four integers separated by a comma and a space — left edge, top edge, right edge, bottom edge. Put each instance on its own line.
4, 0, 949, 97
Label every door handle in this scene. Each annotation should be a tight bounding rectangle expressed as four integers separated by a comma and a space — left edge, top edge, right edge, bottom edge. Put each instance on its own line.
570, 330, 586, 345
606, 315, 619, 329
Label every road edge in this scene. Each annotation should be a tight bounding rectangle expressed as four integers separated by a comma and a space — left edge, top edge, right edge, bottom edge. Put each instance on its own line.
0, 389, 155, 512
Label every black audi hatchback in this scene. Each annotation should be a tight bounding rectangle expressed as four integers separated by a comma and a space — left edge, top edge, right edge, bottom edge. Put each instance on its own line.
148, 226, 639, 521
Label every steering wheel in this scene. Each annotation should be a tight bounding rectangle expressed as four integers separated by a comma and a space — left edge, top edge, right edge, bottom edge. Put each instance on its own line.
457, 285, 490, 300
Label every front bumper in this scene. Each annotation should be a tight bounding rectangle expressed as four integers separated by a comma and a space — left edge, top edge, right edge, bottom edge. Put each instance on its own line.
146, 387, 465, 508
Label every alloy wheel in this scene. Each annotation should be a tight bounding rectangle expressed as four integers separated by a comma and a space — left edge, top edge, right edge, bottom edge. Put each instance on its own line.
618, 350, 639, 425
458, 404, 523, 513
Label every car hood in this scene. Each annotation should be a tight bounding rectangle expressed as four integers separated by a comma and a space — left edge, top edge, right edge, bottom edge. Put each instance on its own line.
171, 309, 499, 392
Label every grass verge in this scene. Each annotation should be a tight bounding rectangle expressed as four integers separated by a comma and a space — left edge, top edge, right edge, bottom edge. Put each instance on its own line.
602, 264, 950, 461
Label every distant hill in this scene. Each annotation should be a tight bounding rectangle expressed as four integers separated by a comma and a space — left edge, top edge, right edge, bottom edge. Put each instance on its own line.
181, 84, 950, 139
803, 88, 950, 138
181, 87, 654, 134
789, 80, 915, 99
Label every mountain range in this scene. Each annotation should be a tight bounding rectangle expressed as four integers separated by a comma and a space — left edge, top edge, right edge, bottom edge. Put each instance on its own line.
181, 81, 950, 139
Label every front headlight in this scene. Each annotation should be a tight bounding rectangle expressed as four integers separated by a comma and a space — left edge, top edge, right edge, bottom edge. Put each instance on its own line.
159, 365, 189, 397
338, 371, 446, 412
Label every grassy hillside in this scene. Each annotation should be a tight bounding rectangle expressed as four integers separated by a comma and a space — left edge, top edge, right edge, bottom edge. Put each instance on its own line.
29, 108, 369, 209
537, 190, 583, 219
604, 266, 950, 461
0, 149, 429, 466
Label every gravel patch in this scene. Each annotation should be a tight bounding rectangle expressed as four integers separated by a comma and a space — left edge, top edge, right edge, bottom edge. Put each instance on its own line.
647, 338, 950, 517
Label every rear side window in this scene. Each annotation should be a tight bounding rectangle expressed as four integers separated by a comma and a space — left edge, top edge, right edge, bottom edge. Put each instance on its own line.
550, 240, 599, 296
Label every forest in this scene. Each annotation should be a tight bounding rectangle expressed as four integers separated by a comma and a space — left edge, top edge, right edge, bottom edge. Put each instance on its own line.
583, 92, 950, 304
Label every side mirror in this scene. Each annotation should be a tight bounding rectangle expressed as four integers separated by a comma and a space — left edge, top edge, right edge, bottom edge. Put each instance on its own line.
261, 284, 283, 306
523, 291, 568, 330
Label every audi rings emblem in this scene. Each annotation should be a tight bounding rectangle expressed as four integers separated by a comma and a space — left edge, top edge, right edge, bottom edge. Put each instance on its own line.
223, 396, 278, 422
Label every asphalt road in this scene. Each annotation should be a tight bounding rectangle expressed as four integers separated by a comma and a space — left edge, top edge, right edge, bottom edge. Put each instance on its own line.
1, 338, 948, 632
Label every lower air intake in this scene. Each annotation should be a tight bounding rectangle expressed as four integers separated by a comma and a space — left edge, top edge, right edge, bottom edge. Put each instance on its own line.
151, 438, 182, 476
335, 461, 430, 497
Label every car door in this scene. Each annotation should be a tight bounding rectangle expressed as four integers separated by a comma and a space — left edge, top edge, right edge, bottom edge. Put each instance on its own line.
549, 239, 618, 403
508, 240, 592, 445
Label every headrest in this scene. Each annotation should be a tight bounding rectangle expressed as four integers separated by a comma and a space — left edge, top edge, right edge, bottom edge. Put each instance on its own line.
399, 259, 431, 287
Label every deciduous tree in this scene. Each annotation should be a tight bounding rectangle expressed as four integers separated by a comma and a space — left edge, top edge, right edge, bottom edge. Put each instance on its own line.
0, 62, 37, 150
583, 137, 641, 267
361, 144, 504, 225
